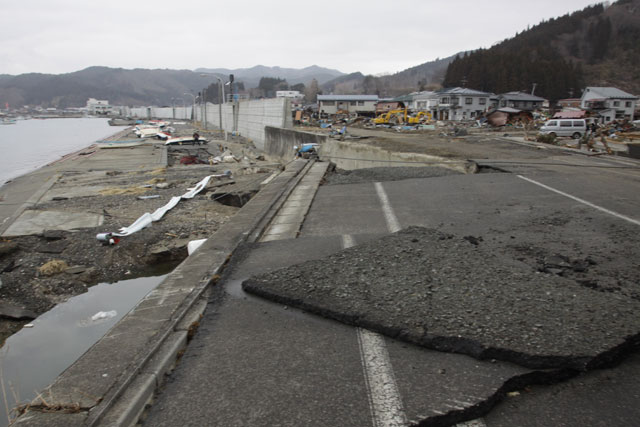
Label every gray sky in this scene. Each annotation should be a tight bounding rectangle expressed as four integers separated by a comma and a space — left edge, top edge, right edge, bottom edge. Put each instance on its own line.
1, 0, 602, 76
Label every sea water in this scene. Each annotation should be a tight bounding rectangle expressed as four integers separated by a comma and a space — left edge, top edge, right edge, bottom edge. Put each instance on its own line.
0, 118, 114, 186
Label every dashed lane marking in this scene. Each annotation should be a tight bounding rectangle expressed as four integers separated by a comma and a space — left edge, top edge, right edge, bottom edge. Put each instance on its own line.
343, 233, 407, 427
374, 182, 401, 233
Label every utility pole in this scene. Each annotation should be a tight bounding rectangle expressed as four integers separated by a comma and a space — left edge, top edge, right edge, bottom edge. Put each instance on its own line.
203, 88, 207, 129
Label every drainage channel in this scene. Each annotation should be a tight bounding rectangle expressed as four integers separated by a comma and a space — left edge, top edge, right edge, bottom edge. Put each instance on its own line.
0, 271, 170, 426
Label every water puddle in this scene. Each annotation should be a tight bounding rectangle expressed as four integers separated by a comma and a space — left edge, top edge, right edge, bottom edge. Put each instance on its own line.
0, 273, 168, 426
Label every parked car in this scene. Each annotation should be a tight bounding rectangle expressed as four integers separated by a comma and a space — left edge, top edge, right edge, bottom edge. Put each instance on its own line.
539, 119, 587, 139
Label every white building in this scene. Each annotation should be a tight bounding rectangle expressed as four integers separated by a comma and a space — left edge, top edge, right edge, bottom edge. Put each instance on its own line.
276, 91, 302, 98
317, 95, 378, 115
431, 88, 492, 121
580, 87, 638, 122
86, 98, 112, 115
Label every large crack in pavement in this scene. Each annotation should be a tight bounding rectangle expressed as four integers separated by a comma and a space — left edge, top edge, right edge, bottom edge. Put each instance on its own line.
243, 226, 640, 371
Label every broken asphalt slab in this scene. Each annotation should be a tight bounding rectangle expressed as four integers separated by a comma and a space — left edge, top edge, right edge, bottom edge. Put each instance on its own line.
243, 226, 640, 370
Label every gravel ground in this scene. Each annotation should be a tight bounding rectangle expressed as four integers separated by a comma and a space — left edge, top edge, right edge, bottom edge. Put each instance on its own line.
323, 165, 463, 186
243, 226, 640, 370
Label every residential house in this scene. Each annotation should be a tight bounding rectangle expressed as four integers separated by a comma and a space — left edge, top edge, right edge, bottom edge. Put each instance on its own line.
317, 95, 378, 115
411, 91, 438, 111
431, 87, 492, 121
376, 101, 405, 114
494, 92, 547, 111
557, 98, 582, 109
580, 87, 638, 122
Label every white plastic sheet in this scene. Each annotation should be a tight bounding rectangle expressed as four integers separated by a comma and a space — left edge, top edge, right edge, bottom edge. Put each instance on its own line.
97, 173, 230, 240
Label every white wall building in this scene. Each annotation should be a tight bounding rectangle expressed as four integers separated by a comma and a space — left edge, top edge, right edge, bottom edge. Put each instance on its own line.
580, 87, 638, 122
317, 95, 378, 114
276, 91, 302, 98
86, 98, 112, 115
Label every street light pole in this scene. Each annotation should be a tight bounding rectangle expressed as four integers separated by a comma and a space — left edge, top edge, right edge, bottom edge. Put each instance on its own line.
200, 74, 225, 133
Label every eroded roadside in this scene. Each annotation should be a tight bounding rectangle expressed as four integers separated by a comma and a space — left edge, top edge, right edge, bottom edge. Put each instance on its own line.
0, 125, 281, 345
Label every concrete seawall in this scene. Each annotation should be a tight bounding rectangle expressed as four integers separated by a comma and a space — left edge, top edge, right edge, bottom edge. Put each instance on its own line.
264, 126, 329, 161
195, 98, 293, 150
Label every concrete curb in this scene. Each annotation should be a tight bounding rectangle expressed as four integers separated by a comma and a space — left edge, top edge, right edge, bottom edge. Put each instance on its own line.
15, 160, 311, 426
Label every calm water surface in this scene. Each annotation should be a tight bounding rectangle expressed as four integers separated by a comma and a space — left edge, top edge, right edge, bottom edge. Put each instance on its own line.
0, 118, 114, 186
0, 274, 168, 426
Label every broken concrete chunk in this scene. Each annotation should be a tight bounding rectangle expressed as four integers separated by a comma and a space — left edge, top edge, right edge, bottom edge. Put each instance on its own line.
0, 241, 19, 257
43, 230, 66, 241
0, 302, 37, 320
243, 226, 640, 370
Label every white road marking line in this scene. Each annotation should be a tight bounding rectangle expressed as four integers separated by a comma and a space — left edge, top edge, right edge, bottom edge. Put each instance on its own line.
557, 158, 640, 178
342, 234, 407, 427
375, 182, 401, 233
518, 175, 640, 227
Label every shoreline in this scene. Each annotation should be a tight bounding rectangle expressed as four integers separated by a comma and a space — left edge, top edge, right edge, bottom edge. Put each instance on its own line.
0, 118, 121, 189
0, 121, 277, 345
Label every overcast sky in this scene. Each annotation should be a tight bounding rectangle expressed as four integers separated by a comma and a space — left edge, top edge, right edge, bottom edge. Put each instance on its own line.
1, 0, 602, 76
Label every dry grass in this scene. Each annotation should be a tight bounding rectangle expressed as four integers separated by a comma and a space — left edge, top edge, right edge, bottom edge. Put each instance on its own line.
144, 177, 166, 185
150, 167, 167, 175
38, 260, 69, 276
99, 186, 150, 196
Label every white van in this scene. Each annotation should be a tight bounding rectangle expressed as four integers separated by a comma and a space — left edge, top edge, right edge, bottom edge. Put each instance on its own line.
539, 119, 587, 139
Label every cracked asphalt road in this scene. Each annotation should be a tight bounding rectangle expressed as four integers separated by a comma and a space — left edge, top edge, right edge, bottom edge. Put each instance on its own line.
144, 136, 640, 426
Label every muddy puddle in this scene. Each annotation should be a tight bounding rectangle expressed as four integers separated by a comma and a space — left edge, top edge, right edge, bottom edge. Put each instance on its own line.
0, 272, 169, 425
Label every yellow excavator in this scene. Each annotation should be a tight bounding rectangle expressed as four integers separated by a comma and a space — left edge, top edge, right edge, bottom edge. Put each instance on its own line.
374, 109, 432, 125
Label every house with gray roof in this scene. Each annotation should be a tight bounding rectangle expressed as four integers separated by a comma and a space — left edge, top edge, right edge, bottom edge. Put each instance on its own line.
317, 94, 378, 115
580, 87, 638, 122
493, 91, 547, 112
431, 87, 493, 121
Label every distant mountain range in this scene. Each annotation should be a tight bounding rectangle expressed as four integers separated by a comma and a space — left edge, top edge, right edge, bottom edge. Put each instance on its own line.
320, 54, 460, 97
2, 0, 637, 109
0, 65, 347, 109
195, 65, 345, 88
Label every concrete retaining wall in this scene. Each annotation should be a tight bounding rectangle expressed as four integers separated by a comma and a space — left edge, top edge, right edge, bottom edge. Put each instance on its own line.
195, 98, 292, 150
318, 139, 477, 174
264, 127, 329, 161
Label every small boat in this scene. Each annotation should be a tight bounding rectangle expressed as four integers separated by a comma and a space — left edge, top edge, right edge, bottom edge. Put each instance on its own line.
134, 126, 162, 138
1, 118, 17, 125
108, 118, 136, 126
165, 136, 208, 146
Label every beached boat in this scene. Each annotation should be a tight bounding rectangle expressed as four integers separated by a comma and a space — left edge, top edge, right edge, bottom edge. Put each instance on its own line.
108, 118, 136, 126
165, 136, 208, 146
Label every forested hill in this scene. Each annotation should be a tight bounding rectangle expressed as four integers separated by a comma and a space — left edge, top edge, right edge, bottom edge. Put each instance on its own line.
443, 0, 640, 102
